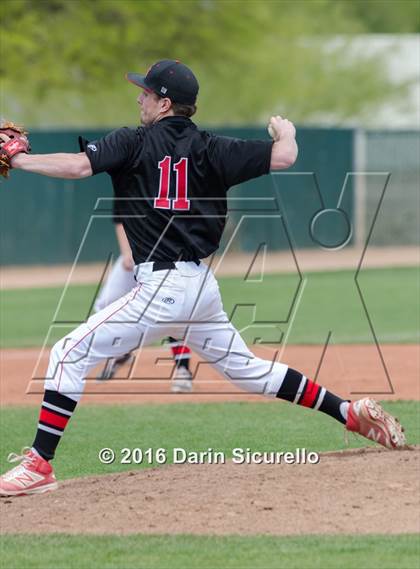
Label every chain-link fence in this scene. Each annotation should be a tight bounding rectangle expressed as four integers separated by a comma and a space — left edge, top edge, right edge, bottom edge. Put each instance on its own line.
355, 130, 420, 247
1, 127, 418, 265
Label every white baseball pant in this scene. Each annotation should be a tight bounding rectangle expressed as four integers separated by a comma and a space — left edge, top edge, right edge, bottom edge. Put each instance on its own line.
94, 255, 135, 312
45, 261, 288, 401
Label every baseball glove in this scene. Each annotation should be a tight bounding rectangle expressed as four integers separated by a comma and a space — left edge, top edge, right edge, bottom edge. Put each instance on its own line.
0, 121, 31, 178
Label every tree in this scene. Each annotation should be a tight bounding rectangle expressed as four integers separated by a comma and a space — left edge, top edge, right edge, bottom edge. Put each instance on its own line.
1, 0, 414, 126
336, 0, 420, 33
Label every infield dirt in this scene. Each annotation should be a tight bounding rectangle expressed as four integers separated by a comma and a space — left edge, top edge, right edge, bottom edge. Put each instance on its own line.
1, 344, 419, 406
1, 447, 419, 536
2, 246, 419, 289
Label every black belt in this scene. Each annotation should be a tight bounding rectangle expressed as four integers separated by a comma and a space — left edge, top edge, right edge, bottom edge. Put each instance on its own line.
152, 261, 176, 272
151, 260, 200, 272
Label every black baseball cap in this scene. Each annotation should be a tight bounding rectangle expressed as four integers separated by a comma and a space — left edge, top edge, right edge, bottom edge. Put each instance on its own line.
126, 59, 199, 105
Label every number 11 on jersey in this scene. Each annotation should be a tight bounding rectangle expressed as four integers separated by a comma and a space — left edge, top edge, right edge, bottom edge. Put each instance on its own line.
155, 156, 190, 210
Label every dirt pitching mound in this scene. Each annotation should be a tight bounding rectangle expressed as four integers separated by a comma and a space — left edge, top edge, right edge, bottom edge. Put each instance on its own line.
1, 447, 419, 536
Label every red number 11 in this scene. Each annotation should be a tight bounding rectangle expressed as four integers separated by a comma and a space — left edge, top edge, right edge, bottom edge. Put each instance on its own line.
155, 156, 190, 210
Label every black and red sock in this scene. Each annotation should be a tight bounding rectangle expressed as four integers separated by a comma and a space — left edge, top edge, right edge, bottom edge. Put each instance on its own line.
168, 337, 191, 370
32, 390, 77, 460
276, 367, 348, 424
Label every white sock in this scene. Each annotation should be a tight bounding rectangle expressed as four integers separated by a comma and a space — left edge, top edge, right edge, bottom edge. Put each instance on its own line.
339, 401, 350, 422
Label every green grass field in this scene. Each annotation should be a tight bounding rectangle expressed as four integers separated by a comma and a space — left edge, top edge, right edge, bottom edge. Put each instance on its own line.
1, 401, 418, 478
2, 534, 419, 569
1, 267, 419, 348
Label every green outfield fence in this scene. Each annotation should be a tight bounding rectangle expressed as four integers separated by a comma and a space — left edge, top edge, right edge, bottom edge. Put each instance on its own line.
0, 127, 418, 266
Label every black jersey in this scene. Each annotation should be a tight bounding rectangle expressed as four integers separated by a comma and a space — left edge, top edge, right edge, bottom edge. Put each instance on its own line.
83, 117, 272, 264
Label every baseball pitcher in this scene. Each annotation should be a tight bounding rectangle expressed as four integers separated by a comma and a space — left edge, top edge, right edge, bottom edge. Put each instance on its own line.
0, 60, 406, 496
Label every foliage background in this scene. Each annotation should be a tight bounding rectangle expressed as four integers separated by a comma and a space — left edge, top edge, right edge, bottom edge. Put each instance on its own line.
1, 0, 418, 127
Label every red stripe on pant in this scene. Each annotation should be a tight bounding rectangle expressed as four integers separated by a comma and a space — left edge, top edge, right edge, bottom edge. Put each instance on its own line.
39, 408, 70, 429
57, 284, 142, 392
300, 379, 320, 408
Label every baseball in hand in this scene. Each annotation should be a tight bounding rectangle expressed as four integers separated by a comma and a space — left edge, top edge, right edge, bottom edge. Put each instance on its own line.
267, 123, 276, 140
267, 116, 279, 141
268, 115, 296, 141
267, 115, 283, 141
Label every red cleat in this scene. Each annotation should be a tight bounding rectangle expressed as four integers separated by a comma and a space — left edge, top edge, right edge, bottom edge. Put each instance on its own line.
0, 448, 57, 497
346, 398, 406, 449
